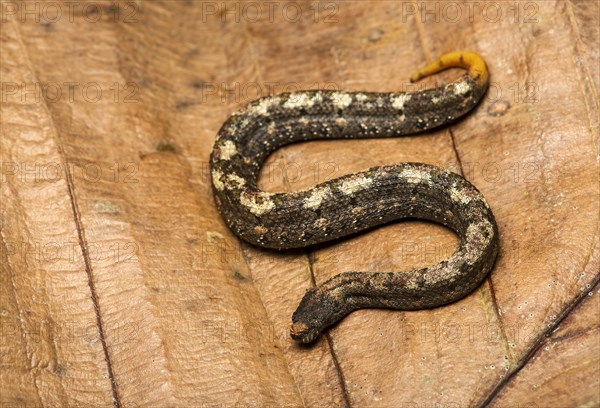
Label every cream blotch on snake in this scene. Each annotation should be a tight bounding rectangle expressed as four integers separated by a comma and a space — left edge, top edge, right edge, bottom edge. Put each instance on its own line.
210, 51, 499, 343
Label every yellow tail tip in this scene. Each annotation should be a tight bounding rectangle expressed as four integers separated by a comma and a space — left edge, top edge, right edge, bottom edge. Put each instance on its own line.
409, 50, 488, 85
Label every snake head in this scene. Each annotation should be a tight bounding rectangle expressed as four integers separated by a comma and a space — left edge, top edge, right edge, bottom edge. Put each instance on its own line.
290, 288, 323, 343
290, 286, 350, 344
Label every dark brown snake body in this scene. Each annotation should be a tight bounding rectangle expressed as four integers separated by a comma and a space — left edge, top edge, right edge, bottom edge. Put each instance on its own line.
210, 51, 499, 343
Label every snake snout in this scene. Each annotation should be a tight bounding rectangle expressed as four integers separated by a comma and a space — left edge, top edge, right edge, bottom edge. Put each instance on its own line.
290, 322, 319, 343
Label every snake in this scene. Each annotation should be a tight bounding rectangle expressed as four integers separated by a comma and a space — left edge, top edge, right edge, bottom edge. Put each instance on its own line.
210, 50, 499, 344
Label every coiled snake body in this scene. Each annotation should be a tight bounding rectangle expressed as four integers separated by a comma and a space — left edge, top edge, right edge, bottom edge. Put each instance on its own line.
210, 51, 499, 343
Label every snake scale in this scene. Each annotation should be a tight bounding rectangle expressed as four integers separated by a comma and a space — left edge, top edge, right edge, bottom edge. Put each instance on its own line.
210, 50, 499, 343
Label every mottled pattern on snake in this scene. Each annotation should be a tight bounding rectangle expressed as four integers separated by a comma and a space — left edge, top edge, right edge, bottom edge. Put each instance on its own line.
210, 51, 499, 343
